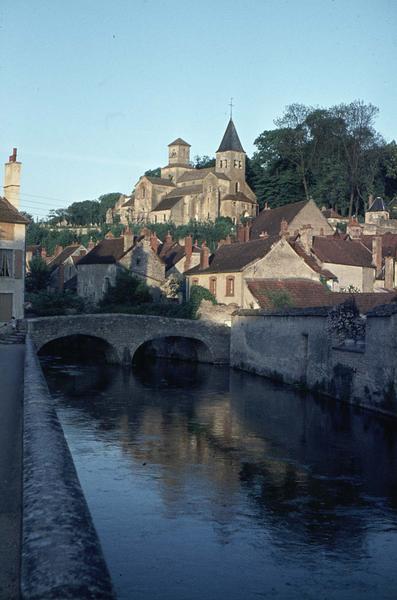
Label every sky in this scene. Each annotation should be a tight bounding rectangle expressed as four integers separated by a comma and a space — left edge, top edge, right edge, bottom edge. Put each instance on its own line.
1, 0, 396, 220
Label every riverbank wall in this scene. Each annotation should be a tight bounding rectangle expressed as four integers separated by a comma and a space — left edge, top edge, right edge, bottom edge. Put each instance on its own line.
231, 304, 397, 418
22, 336, 115, 599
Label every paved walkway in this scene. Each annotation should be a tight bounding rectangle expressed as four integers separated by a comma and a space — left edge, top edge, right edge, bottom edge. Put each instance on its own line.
0, 345, 24, 600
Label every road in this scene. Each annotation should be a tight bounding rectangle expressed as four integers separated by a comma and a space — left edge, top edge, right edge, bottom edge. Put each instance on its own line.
0, 345, 23, 600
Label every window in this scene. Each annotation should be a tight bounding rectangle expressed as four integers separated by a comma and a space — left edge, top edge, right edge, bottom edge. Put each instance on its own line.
234, 160, 238, 167
219, 160, 223, 168
209, 277, 217, 296
0, 250, 13, 277
154, 215, 157, 223
239, 161, 242, 168
142, 187, 146, 198
224, 159, 228, 168
163, 214, 167, 222
192, 278, 199, 286
235, 182, 239, 193
226, 276, 235, 296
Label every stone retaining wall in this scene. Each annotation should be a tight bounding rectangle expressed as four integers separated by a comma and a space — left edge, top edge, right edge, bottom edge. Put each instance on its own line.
231, 306, 397, 417
22, 336, 115, 599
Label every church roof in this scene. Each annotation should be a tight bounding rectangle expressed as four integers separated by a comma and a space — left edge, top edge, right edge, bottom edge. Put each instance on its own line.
368, 196, 387, 212
165, 184, 203, 198
178, 168, 230, 183
151, 196, 181, 212
221, 192, 256, 205
145, 176, 175, 187
168, 138, 191, 147
216, 119, 245, 153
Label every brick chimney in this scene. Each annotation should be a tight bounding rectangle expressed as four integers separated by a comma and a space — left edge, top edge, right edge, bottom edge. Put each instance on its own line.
244, 222, 251, 242
279, 218, 289, 239
163, 231, 173, 246
200, 242, 209, 270
123, 227, 134, 252
237, 224, 245, 243
150, 231, 160, 253
4, 148, 21, 209
184, 235, 193, 270
372, 236, 382, 276
105, 230, 114, 239
384, 255, 394, 289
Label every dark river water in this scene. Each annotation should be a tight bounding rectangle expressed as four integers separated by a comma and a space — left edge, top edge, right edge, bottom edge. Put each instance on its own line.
42, 357, 397, 600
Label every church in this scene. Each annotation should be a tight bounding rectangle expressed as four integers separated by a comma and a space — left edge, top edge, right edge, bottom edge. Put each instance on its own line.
107, 119, 258, 226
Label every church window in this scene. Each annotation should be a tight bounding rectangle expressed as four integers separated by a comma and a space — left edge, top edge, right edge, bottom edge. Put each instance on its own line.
234, 160, 238, 167
226, 276, 235, 297
219, 160, 223, 168
224, 159, 228, 168
209, 277, 217, 296
239, 161, 242, 168
235, 182, 239, 193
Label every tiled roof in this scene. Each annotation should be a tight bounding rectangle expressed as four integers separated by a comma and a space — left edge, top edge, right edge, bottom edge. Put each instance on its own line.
251, 200, 309, 239
165, 184, 203, 198
177, 168, 231, 183
0, 196, 30, 224
361, 233, 397, 258
312, 237, 373, 267
368, 197, 387, 212
77, 237, 125, 265
152, 196, 181, 211
247, 278, 397, 313
216, 119, 245, 153
186, 236, 277, 275
47, 245, 84, 272
145, 176, 175, 187
168, 138, 190, 147
162, 163, 194, 169
221, 192, 256, 205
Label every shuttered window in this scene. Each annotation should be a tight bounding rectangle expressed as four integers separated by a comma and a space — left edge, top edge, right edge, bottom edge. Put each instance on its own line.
226, 276, 235, 296
14, 250, 23, 279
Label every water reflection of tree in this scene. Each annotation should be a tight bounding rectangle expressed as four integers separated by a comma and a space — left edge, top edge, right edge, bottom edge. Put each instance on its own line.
45, 359, 397, 556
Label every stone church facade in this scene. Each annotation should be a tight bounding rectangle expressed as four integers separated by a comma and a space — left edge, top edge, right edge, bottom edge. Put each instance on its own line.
107, 119, 257, 226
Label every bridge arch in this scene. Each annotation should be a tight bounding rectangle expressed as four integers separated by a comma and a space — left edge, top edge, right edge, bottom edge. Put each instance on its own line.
132, 335, 213, 364
38, 334, 120, 363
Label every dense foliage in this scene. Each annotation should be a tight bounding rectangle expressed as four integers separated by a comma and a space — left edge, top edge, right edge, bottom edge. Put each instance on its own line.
25, 257, 51, 293
47, 193, 122, 227
99, 271, 152, 308
27, 290, 85, 316
250, 101, 397, 216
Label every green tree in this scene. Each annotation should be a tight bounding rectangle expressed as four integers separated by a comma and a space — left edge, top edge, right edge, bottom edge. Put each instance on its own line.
100, 271, 151, 308
25, 257, 51, 292
193, 155, 216, 169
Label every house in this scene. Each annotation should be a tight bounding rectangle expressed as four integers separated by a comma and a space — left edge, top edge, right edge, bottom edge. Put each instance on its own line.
250, 199, 333, 240
311, 236, 375, 292
107, 119, 257, 226
185, 234, 336, 308
47, 244, 87, 291
0, 149, 29, 323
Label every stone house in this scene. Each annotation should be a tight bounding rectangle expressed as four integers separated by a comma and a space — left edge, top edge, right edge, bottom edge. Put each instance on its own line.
362, 196, 397, 235
311, 236, 375, 292
250, 199, 333, 240
185, 235, 336, 308
47, 244, 87, 291
107, 119, 257, 226
0, 149, 29, 323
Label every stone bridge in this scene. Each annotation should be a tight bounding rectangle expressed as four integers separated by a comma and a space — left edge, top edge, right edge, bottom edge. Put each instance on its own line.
27, 314, 231, 364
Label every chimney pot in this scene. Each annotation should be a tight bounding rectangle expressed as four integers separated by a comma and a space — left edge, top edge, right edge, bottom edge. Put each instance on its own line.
200, 242, 210, 270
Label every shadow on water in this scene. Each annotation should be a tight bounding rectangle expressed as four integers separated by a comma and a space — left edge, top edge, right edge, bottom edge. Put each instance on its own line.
41, 353, 397, 600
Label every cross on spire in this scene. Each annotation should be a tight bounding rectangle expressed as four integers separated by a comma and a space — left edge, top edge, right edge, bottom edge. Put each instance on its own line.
229, 97, 234, 119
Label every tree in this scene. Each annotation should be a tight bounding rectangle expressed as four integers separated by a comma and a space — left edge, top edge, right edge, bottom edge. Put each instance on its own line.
144, 167, 161, 178
25, 257, 51, 292
100, 271, 151, 307
193, 155, 216, 169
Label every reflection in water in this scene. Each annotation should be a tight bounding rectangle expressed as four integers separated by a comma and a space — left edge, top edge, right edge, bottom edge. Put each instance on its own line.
42, 358, 397, 600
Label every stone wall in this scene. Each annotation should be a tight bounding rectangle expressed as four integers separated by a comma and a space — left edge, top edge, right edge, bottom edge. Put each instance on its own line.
231, 305, 397, 417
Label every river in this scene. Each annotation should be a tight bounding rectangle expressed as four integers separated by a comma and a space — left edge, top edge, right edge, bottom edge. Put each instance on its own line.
41, 356, 397, 600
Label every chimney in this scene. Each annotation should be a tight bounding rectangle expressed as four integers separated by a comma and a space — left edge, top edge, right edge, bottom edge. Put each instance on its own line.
182, 235, 193, 271
237, 224, 245, 243
150, 232, 160, 253
123, 227, 134, 252
372, 236, 382, 276
87, 237, 95, 251
279, 218, 289, 239
4, 148, 21, 209
299, 225, 313, 251
264, 202, 271, 211
200, 242, 209, 270
225, 234, 232, 244
244, 222, 251, 242
385, 255, 394, 289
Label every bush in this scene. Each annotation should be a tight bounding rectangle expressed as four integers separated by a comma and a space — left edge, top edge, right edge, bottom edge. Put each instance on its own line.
265, 290, 292, 309
99, 271, 151, 307
25, 257, 51, 292
27, 290, 85, 316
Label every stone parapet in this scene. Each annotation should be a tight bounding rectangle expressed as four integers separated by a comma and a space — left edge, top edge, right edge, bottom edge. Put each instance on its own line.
22, 336, 115, 599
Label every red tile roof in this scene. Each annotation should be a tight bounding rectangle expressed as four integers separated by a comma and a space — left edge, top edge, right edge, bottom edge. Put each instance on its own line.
312, 237, 373, 267
247, 278, 397, 313
0, 196, 30, 224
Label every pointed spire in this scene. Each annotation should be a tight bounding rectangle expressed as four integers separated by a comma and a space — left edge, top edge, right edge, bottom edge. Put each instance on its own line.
216, 119, 245, 153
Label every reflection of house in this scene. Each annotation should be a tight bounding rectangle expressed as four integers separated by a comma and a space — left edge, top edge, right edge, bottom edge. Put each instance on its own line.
185, 234, 336, 308
251, 199, 333, 240
0, 149, 29, 322
107, 119, 257, 226
47, 244, 87, 291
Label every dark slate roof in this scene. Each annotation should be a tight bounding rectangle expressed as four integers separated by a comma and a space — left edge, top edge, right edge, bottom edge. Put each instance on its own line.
165, 184, 203, 198
151, 196, 181, 212
247, 279, 397, 313
216, 119, 245, 153
312, 237, 373, 267
186, 237, 278, 275
77, 238, 125, 265
178, 168, 214, 182
47, 245, 84, 272
221, 192, 256, 205
251, 200, 309, 239
0, 196, 30, 224
368, 196, 387, 212
145, 176, 175, 187
158, 242, 186, 271
168, 138, 191, 147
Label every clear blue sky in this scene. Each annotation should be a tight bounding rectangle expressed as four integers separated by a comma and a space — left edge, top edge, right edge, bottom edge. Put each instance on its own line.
1, 0, 396, 220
